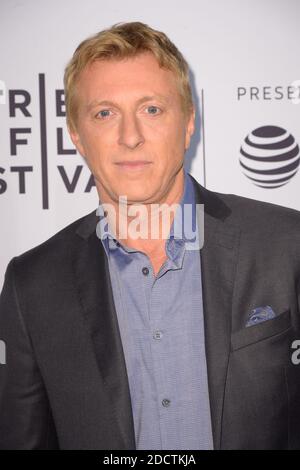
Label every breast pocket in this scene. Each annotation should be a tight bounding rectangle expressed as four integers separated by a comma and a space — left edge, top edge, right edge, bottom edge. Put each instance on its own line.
231, 309, 291, 352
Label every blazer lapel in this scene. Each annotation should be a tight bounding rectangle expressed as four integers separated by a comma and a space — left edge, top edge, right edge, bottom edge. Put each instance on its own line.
74, 211, 136, 449
192, 178, 241, 450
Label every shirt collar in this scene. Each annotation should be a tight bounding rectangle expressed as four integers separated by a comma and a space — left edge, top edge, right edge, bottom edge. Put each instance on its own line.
169, 169, 196, 242
96, 169, 197, 259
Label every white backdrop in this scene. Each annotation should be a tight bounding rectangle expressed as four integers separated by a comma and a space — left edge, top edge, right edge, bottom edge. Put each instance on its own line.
1, 0, 300, 289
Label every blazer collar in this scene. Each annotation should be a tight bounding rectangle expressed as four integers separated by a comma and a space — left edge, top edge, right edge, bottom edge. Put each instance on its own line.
74, 215, 136, 449
191, 175, 241, 449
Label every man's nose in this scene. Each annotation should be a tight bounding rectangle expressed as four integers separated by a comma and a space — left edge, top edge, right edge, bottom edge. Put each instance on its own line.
118, 113, 145, 149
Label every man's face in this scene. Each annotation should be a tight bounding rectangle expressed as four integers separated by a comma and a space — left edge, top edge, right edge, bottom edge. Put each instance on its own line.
69, 51, 195, 205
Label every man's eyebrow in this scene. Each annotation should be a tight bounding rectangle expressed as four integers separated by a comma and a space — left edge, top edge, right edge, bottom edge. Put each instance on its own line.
86, 95, 170, 111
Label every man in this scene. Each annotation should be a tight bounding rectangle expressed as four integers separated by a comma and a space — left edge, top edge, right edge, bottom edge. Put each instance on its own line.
0, 21, 300, 450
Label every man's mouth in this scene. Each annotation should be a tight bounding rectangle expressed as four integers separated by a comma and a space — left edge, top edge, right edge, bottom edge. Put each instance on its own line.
114, 161, 152, 170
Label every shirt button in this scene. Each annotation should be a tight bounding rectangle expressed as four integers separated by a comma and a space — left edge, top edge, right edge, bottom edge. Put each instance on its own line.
153, 330, 163, 340
162, 398, 171, 407
142, 267, 149, 276
112, 238, 120, 247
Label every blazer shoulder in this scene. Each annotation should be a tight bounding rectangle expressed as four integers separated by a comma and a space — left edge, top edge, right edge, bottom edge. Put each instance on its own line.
190, 175, 300, 235
211, 189, 300, 235
7, 208, 98, 282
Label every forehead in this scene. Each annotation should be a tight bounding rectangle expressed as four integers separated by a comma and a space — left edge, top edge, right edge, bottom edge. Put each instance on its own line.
76, 52, 180, 103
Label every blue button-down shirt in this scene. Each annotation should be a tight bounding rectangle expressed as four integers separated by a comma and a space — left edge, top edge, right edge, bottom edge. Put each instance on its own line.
97, 171, 213, 450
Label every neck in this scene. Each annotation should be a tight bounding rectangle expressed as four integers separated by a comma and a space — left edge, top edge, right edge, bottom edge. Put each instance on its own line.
97, 169, 185, 255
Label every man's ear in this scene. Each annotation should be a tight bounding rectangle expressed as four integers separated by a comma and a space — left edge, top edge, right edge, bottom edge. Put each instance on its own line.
68, 126, 86, 158
184, 107, 195, 150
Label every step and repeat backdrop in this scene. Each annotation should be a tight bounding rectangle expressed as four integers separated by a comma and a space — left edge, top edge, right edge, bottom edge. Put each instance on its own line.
0, 0, 299, 289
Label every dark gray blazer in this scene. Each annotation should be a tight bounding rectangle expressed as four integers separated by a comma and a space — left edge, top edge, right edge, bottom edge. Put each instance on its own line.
1, 176, 300, 449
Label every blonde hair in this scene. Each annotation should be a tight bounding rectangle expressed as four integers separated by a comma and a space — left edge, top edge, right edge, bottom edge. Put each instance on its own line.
64, 21, 194, 131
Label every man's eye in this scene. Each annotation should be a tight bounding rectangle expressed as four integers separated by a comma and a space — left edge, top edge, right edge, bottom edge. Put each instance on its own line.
96, 109, 112, 119
145, 106, 161, 115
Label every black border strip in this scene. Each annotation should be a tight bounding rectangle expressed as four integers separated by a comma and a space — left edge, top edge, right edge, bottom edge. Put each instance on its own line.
39, 73, 49, 209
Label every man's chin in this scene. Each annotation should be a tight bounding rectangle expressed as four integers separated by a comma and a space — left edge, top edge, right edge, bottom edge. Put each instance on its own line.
112, 185, 157, 205
117, 194, 154, 205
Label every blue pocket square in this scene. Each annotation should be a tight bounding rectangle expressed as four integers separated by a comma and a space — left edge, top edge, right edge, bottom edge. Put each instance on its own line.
245, 305, 276, 327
